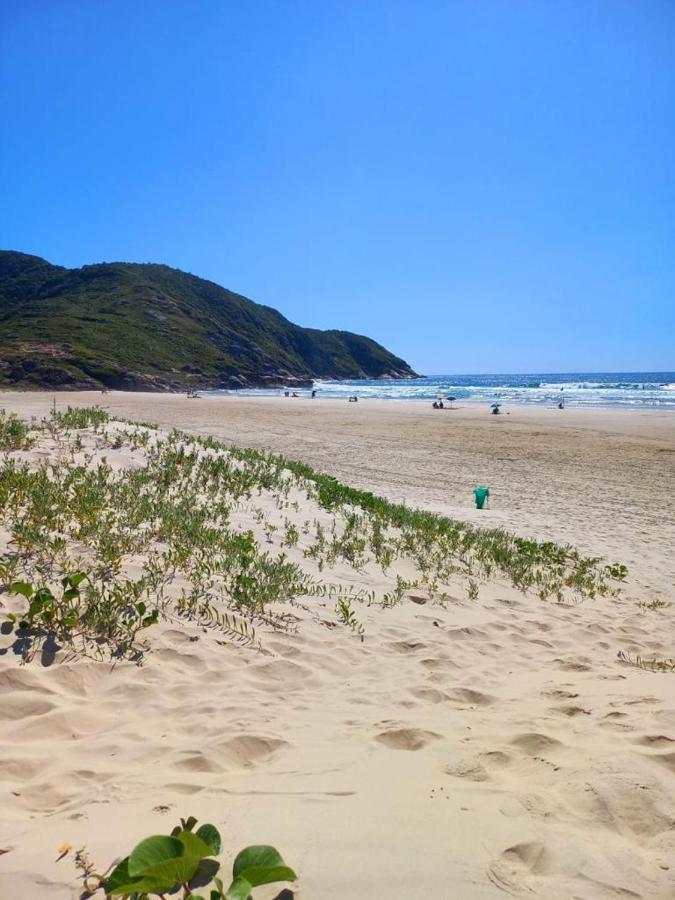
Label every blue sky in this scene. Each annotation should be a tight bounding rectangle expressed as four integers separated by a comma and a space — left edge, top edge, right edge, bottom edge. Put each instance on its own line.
1, 0, 673, 374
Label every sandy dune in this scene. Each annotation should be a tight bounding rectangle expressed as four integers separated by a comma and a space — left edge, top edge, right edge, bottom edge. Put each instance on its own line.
0, 393, 673, 899
1, 391, 671, 598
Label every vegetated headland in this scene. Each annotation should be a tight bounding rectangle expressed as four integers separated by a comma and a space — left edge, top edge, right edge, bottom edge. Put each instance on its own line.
0, 250, 418, 391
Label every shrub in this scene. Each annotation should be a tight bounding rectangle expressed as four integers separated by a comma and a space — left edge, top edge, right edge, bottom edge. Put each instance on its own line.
0, 410, 34, 450
5, 575, 159, 659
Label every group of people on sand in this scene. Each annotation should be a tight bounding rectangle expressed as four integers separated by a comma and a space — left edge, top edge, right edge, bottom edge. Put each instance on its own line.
283, 388, 318, 398
280, 389, 359, 402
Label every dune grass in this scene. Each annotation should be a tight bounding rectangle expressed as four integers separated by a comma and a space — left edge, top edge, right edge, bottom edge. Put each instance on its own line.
0, 409, 34, 450
0, 407, 627, 662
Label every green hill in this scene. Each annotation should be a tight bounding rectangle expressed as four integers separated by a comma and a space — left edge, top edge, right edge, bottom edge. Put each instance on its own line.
0, 251, 418, 391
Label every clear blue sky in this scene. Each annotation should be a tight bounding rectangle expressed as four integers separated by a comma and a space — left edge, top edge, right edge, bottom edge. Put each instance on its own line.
1, 1, 673, 374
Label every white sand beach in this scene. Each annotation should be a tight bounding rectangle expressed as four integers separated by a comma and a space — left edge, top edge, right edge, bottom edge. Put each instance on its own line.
0, 393, 673, 899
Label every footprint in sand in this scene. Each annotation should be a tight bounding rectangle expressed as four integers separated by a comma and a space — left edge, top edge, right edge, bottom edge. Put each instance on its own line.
633, 734, 674, 748
551, 704, 592, 717
155, 647, 208, 672
445, 688, 495, 707
488, 840, 552, 892
479, 750, 514, 769
163, 783, 204, 795
410, 687, 450, 704
510, 733, 564, 755
420, 656, 458, 671
542, 688, 579, 700
567, 775, 674, 838
553, 657, 592, 672
375, 728, 441, 751
250, 659, 315, 690
216, 735, 288, 768
172, 752, 224, 774
601, 711, 634, 731
444, 759, 490, 782
0, 695, 55, 720
388, 640, 427, 653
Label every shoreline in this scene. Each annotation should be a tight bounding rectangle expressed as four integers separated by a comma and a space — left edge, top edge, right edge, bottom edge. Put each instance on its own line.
3, 387, 675, 410
5, 386, 675, 411
210, 393, 675, 412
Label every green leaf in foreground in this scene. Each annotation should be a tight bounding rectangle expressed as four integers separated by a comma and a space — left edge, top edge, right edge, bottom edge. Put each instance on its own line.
115, 833, 203, 892
104, 855, 165, 895
86, 816, 296, 898
175, 829, 214, 860
188, 857, 221, 890
128, 834, 184, 877
231, 844, 297, 887
225, 874, 254, 900
196, 823, 222, 855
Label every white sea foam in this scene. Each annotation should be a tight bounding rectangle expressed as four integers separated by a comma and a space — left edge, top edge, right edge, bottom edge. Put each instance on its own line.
206, 373, 675, 409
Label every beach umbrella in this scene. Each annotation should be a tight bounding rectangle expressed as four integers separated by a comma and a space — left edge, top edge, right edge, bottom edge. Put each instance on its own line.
447, 395, 457, 408
490, 402, 501, 408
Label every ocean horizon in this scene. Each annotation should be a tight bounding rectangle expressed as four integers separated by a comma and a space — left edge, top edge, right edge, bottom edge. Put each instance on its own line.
207, 371, 675, 410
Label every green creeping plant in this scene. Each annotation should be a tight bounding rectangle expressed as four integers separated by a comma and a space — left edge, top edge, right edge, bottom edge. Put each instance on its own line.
75, 817, 297, 899
0, 410, 34, 450
51, 405, 110, 430
0, 413, 631, 667
7, 574, 89, 636
5, 575, 159, 656
604, 562, 628, 581
335, 597, 365, 641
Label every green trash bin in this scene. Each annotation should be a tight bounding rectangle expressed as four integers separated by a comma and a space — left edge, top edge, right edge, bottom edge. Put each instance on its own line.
474, 486, 489, 509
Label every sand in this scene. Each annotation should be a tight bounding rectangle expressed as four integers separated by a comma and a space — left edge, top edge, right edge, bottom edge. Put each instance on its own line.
0, 392, 674, 899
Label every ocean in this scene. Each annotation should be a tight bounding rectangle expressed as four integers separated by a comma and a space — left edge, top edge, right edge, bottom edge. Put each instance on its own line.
207, 372, 675, 410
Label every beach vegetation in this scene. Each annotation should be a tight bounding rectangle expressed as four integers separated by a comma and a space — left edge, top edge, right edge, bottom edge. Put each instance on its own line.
52, 404, 110, 430
617, 650, 675, 672
5, 574, 159, 659
637, 597, 667, 611
0, 407, 630, 663
72, 816, 296, 898
0, 410, 34, 450
335, 596, 365, 639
